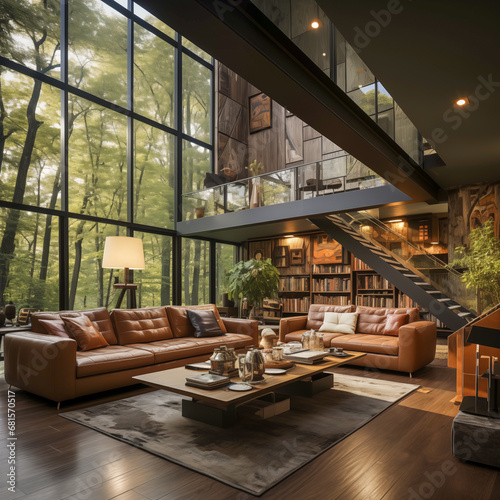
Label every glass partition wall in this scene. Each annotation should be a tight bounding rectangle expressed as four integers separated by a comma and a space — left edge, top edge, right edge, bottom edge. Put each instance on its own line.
0, 0, 236, 311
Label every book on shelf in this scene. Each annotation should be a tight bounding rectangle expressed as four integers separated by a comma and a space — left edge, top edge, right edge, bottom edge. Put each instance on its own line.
312, 294, 350, 306
281, 296, 310, 313
279, 276, 310, 292
185, 372, 230, 389
352, 258, 371, 271
312, 277, 350, 292
356, 274, 391, 290
356, 295, 394, 307
312, 264, 351, 274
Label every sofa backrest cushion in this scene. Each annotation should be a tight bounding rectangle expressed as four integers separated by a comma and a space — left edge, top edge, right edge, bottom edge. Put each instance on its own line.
111, 307, 173, 344
384, 313, 409, 336
356, 306, 419, 335
306, 304, 356, 330
61, 315, 110, 351
166, 305, 227, 338
31, 307, 118, 345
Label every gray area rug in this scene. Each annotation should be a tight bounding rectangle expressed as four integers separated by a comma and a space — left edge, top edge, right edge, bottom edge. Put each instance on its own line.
61, 374, 418, 496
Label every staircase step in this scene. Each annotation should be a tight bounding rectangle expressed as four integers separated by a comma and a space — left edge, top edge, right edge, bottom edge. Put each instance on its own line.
448, 305, 461, 310
394, 266, 409, 271
426, 291, 442, 294
458, 312, 472, 317
372, 250, 389, 256
403, 274, 419, 278
438, 298, 451, 302
382, 258, 400, 265
414, 282, 432, 286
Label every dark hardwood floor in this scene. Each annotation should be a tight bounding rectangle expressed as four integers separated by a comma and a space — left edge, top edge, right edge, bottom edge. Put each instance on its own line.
1, 348, 499, 500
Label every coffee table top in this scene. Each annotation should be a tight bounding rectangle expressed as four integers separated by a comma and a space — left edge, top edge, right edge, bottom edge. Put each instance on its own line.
133, 352, 365, 407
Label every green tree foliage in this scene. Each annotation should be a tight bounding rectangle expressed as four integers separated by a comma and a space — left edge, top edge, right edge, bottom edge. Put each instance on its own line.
450, 221, 500, 307
0, 0, 213, 310
227, 258, 279, 317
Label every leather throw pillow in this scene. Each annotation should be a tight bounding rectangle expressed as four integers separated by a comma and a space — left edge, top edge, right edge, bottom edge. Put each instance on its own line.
38, 318, 70, 338
61, 314, 109, 351
187, 309, 224, 338
383, 313, 409, 336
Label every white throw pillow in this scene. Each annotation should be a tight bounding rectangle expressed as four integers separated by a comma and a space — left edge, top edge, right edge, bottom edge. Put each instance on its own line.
319, 312, 358, 335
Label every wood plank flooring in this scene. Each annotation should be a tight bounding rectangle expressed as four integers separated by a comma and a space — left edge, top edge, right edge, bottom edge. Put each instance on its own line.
1, 352, 499, 500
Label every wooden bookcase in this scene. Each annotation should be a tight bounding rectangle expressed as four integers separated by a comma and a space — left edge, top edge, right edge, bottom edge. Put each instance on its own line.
247, 233, 451, 331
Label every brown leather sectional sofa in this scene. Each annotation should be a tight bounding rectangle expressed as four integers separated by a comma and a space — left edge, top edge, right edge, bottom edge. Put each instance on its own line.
280, 304, 436, 375
4, 304, 257, 404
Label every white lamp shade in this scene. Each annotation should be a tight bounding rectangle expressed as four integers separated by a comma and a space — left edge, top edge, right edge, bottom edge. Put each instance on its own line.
102, 236, 145, 270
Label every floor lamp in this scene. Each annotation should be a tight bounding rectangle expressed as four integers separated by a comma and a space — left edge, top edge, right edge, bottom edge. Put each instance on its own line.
102, 236, 145, 309
460, 325, 500, 419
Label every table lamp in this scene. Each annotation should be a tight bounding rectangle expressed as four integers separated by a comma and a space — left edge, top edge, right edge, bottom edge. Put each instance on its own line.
460, 325, 500, 418
102, 236, 145, 308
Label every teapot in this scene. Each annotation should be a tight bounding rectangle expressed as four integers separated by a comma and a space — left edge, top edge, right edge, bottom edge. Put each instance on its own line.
243, 348, 265, 383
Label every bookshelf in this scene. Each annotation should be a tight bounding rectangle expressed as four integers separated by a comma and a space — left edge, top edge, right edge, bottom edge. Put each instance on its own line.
248, 234, 451, 331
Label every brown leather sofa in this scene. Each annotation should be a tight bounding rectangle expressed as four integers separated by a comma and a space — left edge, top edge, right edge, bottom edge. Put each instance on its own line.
280, 304, 436, 375
4, 304, 257, 404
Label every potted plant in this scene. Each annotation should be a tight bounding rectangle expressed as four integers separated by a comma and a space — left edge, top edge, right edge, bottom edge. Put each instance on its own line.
227, 258, 280, 319
450, 221, 500, 313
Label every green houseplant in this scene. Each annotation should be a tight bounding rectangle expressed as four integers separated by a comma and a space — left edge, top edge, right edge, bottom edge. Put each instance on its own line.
227, 258, 280, 319
450, 221, 500, 312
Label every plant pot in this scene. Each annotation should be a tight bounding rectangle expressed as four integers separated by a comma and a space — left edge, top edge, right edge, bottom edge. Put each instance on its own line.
195, 207, 205, 218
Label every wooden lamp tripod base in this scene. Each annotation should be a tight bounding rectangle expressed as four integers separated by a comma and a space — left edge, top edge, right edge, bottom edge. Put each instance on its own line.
114, 267, 137, 309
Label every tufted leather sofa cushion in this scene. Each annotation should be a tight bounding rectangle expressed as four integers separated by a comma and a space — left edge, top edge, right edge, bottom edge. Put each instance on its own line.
305, 304, 356, 330
32, 307, 118, 344
166, 304, 227, 337
356, 306, 419, 335
111, 307, 173, 344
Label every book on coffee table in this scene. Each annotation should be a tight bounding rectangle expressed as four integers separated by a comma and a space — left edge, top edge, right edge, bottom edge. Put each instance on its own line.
185, 372, 230, 390
284, 350, 329, 365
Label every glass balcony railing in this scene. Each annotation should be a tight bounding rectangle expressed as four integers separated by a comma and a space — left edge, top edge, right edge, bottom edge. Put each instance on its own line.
341, 210, 478, 314
182, 158, 387, 221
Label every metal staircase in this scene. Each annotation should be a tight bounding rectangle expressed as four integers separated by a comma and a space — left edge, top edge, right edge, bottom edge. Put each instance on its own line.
309, 213, 477, 331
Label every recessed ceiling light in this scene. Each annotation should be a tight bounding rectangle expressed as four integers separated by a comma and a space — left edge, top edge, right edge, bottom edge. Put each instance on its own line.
455, 97, 469, 106
310, 20, 320, 29
322, 52, 326, 56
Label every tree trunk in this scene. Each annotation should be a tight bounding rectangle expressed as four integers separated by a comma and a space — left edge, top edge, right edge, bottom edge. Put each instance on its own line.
161, 237, 171, 305
183, 240, 190, 304
69, 222, 85, 310
191, 239, 201, 304
0, 78, 43, 305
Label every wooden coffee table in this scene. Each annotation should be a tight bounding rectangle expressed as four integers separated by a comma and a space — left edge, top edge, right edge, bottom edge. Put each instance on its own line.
133, 352, 365, 427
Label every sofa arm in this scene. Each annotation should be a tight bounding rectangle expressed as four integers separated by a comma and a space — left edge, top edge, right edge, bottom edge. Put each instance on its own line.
279, 315, 308, 342
397, 321, 437, 373
222, 318, 259, 345
4, 332, 77, 403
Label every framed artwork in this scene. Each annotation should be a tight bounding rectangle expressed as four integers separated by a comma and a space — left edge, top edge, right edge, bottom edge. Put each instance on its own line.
312, 235, 342, 264
290, 248, 304, 266
272, 245, 289, 268
249, 93, 272, 134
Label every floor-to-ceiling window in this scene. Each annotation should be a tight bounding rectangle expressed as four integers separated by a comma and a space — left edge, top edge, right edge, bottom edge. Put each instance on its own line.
0, 0, 223, 311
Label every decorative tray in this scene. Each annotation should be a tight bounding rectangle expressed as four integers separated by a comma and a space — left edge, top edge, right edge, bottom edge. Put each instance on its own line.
264, 359, 295, 370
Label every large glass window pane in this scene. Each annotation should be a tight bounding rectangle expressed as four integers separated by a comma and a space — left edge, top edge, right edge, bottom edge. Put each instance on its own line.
348, 83, 376, 116
68, 95, 127, 221
1, 0, 61, 80
0, 70, 61, 209
183, 55, 211, 144
134, 23, 175, 127
183, 39, 212, 63
377, 83, 394, 113
0, 208, 59, 310
216, 243, 237, 306
346, 44, 375, 92
134, 3, 176, 39
395, 103, 420, 163
134, 123, 175, 229
69, 0, 127, 106
68, 221, 126, 310
182, 140, 210, 194
135, 232, 173, 307
182, 238, 210, 305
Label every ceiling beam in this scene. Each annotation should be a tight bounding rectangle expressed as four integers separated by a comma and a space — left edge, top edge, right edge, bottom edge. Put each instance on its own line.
137, 0, 440, 202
